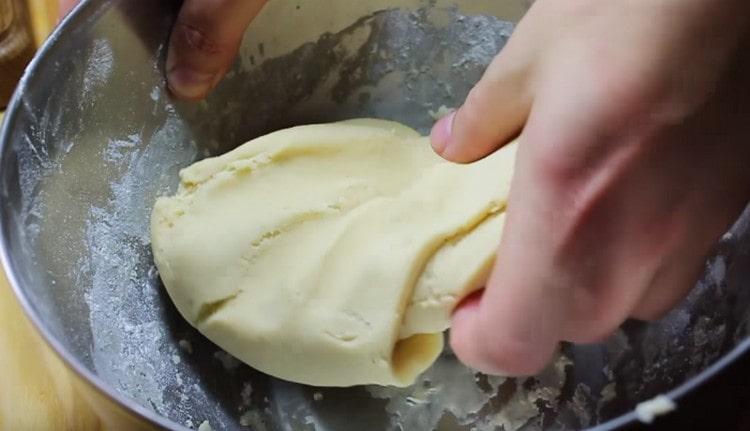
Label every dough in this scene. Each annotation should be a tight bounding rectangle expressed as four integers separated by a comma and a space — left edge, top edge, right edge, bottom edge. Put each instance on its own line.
151, 119, 516, 387
635, 395, 676, 424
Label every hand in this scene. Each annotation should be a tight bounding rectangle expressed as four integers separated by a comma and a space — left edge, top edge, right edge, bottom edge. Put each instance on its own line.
433, 0, 750, 375
60, 0, 267, 100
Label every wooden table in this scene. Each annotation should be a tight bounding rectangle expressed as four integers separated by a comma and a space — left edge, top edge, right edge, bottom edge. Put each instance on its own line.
0, 271, 102, 429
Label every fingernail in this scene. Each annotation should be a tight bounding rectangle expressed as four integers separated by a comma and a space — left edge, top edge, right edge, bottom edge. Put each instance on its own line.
167, 67, 215, 100
430, 111, 456, 154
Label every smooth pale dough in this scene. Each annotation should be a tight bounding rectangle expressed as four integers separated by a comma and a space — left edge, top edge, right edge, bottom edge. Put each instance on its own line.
151, 119, 516, 387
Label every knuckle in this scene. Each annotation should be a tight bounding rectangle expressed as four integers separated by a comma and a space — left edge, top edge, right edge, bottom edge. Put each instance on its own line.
522, 138, 593, 236
450, 325, 554, 376
527, 139, 582, 187
173, 21, 225, 56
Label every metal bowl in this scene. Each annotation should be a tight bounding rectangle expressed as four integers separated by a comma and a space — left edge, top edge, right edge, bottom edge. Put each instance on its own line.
3, 0, 750, 429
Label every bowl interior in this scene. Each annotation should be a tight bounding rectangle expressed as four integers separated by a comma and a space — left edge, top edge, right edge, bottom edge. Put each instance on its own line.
3, 0, 750, 430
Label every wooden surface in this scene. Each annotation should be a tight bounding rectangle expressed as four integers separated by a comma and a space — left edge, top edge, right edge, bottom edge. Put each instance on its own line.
0, 273, 102, 429
0, 0, 35, 106
27, 0, 58, 47
0, 0, 58, 106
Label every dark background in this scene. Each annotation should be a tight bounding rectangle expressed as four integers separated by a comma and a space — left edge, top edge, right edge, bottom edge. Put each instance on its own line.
621, 348, 750, 431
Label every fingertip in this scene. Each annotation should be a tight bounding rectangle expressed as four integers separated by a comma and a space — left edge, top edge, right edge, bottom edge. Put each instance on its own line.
450, 291, 558, 376
166, 66, 216, 101
449, 292, 485, 367
165, 29, 218, 101
166, 0, 266, 102
452, 328, 557, 377
430, 111, 456, 156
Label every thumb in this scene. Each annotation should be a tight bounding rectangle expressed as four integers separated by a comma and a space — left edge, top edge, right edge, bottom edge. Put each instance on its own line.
166, 0, 267, 101
430, 37, 534, 163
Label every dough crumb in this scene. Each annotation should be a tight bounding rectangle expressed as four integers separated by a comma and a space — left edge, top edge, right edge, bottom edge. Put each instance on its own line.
240, 382, 253, 406
313, 391, 324, 402
636, 395, 676, 424
428, 105, 453, 120
178, 339, 193, 354
197, 420, 214, 431
171, 354, 181, 365
239, 410, 268, 430
600, 382, 616, 403
214, 350, 241, 371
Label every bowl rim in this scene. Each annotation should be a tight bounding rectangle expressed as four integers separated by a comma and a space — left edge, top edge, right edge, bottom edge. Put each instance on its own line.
1, 1, 749, 430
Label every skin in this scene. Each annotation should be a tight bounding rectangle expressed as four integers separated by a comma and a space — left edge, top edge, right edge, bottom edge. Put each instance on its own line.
59, 0, 267, 100
60, 0, 750, 375
433, 0, 750, 375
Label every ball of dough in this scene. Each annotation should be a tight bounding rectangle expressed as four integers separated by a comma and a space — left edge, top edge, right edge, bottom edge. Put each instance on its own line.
151, 119, 515, 387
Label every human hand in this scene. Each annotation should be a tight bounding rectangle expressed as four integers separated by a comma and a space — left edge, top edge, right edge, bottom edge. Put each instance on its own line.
433, 0, 750, 375
60, 0, 266, 100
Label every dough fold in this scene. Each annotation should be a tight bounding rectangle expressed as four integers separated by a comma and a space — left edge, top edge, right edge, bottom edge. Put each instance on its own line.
151, 119, 515, 387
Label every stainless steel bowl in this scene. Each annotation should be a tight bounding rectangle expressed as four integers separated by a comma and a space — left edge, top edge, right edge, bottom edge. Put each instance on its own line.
3, 0, 750, 429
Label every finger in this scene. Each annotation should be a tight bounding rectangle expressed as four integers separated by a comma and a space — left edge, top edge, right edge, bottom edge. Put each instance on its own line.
449, 135, 567, 375
627, 165, 740, 321
447, 74, 576, 376
632, 50, 750, 321
430, 34, 534, 164
630, 254, 705, 321
166, 0, 266, 100
58, 0, 78, 19
449, 52, 643, 375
